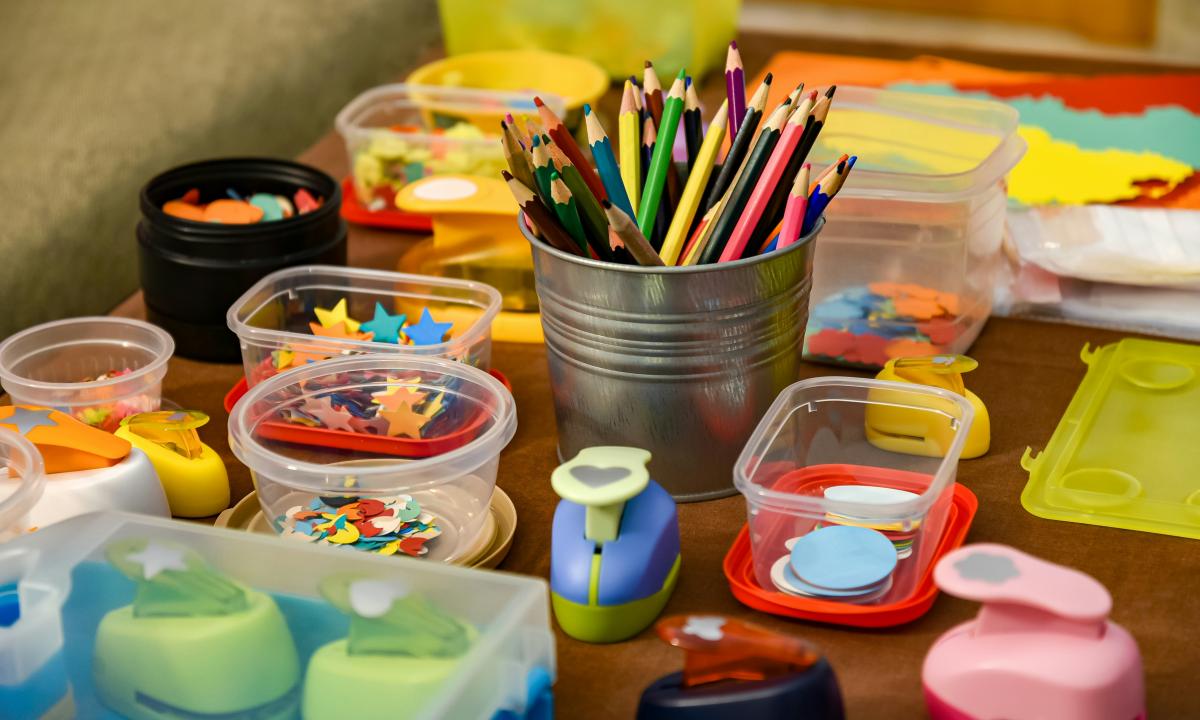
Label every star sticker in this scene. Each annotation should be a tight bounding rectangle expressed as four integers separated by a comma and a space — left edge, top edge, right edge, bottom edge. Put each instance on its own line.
379, 403, 429, 438
359, 302, 406, 344
421, 391, 446, 419
374, 387, 426, 412
271, 349, 295, 370
301, 396, 356, 432
0, 407, 59, 435
314, 298, 362, 333
309, 322, 373, 342
402, 308, 453, 346
127, 543, 188, 579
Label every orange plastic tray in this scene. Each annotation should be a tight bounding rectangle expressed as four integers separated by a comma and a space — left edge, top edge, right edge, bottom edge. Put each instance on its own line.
338, 177, 433, 232
724, 480, 977, 628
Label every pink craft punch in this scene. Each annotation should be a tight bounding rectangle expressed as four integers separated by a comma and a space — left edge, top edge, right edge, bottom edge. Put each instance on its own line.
923, 544, 1144, 720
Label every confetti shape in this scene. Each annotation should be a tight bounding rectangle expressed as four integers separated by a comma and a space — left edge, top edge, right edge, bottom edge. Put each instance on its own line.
313, 298, 362, 333
359, 302, 406, 344
403, 308, 453, 346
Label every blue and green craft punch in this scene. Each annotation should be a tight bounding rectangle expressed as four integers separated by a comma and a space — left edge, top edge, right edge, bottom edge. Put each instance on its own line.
550, 447, 681, 643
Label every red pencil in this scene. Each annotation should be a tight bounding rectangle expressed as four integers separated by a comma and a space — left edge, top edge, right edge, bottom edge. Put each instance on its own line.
535, 96, 607, 202
776, 164, 810, 250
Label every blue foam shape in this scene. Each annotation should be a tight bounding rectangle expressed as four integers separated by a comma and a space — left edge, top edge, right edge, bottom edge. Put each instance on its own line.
782, 564, 888, 598
812, 300, 866, 321
596, 480, 680, 606
789, 525, 897, 591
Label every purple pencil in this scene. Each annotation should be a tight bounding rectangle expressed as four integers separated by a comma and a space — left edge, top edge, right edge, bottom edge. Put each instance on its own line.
725, 41, 746, 140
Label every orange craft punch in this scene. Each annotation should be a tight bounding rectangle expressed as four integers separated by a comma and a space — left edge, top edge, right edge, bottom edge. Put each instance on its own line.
637, 615, 844, 719
869, 354, 990, 459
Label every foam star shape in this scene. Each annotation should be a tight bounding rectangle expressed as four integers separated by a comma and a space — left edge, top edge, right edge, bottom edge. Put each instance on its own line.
301, 396, 357, 432
379, 404, 429, 438
309, 322, 373, 342
403, 308, 453, 346
1, 407, 59, 435
359, 302, 406, 344
127, 543, 188, 580
314, 298, 362, 333
375, 386, 426, 412
421, 391, 446, 419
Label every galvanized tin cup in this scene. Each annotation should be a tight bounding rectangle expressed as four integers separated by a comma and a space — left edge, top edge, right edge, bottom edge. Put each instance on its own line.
521, 217, 822, 501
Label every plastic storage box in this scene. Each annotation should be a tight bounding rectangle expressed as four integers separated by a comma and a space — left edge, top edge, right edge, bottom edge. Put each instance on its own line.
803, 87, 1026, 369
0, 511, 554, 719
734, 377, 974, 605
436, 0, 740, 81
228, 356, 517, 564
0, 429, 44, 542
227, 265, 502, 387
0, 318, 173, 431
336, 83, 565, 214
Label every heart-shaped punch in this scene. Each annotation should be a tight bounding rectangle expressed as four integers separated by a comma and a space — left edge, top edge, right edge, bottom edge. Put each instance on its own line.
570, 464, 631, 488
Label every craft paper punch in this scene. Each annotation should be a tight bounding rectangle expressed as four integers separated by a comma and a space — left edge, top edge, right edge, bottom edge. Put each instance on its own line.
637, 615, 844, 719
115, 410, 230, 518
93, 538, 301, 720
303, 575, 477, 717
0, 405, 168, 529
550, 447, 680, 643
923, 543, 1144, 720
868, 355, 990, 458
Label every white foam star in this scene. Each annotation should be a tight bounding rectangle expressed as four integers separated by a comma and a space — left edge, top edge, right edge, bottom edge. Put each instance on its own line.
683, 616, 726, 641
127, 543, 188, 579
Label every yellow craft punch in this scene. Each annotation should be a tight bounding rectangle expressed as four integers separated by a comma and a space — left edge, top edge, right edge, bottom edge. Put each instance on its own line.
115, 410, 230, 517
866, 355, 990, 459
394, 174, 543, 344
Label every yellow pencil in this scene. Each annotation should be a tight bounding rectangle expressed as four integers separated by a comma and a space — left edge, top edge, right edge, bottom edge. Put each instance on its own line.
680, 203, 721, 266
659, 100, 728, 265
618, 80, 641, 214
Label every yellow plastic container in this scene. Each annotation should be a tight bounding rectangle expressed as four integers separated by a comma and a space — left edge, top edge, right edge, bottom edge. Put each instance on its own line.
407, 50, 607, 130
437, 0, 740, 81
394, 175, 543, 344
870, 355, 990, 460
1021, 338, 1200, 540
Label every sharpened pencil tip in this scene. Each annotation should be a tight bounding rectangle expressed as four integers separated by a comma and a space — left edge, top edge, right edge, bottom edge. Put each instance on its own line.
676, 68, 686, 80
533, 96, 545, 107
601, 199, 613, 209
583, 104, 591, 115
826, 85, 837, 98
645, 60, 653, 68
764, 73, 773, 84
730, 40, 738, 49
501, 170, 513, 181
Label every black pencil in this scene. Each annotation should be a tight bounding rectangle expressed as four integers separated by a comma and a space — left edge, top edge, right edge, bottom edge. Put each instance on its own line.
699, 73, 771, 215
683, 79, 703, 172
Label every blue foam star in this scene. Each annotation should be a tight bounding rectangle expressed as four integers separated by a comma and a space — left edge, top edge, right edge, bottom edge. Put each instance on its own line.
360, 302, 406, 344
2, 407, 58, 435
403, 308, 453, 346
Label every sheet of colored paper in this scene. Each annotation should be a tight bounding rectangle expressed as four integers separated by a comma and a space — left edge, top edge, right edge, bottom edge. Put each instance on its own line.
956, 74, 1200, 115
749, 51, 1050, 95
1121, 172, 1200, 210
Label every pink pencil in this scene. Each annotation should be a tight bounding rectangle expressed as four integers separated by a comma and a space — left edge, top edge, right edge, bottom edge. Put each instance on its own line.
775, 164, 810, 250
717, 105, 809, 262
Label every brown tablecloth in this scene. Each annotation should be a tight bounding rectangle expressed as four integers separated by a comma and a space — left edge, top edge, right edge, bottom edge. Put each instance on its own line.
109, 33, 1200, 719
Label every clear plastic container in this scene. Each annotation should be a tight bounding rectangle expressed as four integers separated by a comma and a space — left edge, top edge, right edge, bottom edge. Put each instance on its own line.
803, 86, 1026, 369
335, 83, 565, 212
227, 265, 502, 387
0, 317, 173, 431
0, 429, 44, 542
228, 356, 517, 564
734, 377, 974, 605
0, 511, 554, 719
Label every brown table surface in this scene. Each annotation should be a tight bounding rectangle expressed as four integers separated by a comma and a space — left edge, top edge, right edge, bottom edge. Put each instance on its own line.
111, 31, 1200, 719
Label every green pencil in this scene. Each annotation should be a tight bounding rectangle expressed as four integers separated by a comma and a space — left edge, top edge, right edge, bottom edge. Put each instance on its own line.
530, 135, 557, 208
549, 171, 587, 255
636, 70, 686, 238
698, 99, 792, 264
543, 135, 614, 261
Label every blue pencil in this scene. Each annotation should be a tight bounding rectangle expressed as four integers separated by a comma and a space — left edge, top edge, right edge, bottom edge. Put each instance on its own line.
583, 105, 636, 219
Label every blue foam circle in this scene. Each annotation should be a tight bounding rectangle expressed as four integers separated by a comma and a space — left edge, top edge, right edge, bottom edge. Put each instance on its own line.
788, 525, 897, 591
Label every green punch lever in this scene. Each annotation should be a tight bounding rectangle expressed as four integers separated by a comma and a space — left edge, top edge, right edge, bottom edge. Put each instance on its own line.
551, 446, 651, 543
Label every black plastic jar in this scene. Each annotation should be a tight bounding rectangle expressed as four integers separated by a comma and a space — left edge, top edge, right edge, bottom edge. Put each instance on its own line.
138, 158, 347, 362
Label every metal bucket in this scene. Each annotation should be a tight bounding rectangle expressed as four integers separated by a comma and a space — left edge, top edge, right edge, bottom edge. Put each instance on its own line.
521, 216, 821, 501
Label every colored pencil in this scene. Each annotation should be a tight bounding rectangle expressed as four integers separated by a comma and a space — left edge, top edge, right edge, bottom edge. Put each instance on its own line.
637, 71, 686, 238
500, 120, 536, 191
584, 104, 635, 219
747, 90, 823, 248
775, 164, 810, 251
641, 114, 656, 188
543, 135, 614, 261
683, 79, 703, 171
604, 200, 665, 266
619, 80, 642, 214
536, 96, 607, 203
811, 154, 848, 194
530, 135, 557, 207
802, 155, 855, 235
698, 100, 791, 264
719, 100, 810, 262
786, 82, 806, 106
680, 203, 720, 266
660, 100, 728, 265
643, 61, 664, 128
502, 170, 580, 256
548, 172, 587, 254
725, 41, 746, 139
700, 73, 771, 215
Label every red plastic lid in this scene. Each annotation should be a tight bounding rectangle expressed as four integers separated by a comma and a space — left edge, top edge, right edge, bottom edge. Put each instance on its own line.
723, 482, 978, 628
222, 368, 512, 458
338, 177, 433, 232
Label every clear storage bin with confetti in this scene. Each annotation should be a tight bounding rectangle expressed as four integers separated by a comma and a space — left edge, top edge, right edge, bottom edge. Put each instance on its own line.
803, 87, 1026, 369
0, 317, 173, 431
0, 512, 554, 719
227, 265, 502, 388
228, 356, 516, 564
336, 83, 565, 213
734, 377, 974, 606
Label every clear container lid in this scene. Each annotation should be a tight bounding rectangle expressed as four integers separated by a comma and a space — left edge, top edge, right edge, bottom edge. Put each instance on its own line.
0, 429, 45, 540
228, 356, 516, 493
0, 317, 173, 406
734, 377, 974, 521
811, 86, 1026, 202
